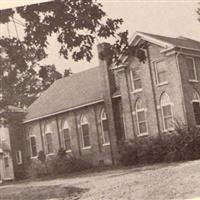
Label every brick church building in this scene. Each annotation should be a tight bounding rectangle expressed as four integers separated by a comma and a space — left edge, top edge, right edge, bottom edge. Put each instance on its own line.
2, 31, 200, 181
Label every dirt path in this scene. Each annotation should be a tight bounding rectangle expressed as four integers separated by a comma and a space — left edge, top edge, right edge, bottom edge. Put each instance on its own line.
1, 160, 200, 199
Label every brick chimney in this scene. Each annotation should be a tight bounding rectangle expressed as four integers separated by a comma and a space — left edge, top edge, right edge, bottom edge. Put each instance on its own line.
97, 43, 118, 165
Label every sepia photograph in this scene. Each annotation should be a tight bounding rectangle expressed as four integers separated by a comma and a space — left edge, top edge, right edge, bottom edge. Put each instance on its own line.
1, 0, 200, 199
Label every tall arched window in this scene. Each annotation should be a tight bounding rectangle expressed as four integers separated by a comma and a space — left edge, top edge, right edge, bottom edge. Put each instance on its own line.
135, 99, 148, 135
100, 108, 110, 145
192, 90, 200, 125
44, 123, 53, 154
160, 93, 173, 131
61, 120, 71, 151
80, 115, 90, 148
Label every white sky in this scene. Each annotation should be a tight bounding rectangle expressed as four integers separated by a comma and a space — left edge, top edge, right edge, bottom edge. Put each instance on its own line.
1, 0, 200, 73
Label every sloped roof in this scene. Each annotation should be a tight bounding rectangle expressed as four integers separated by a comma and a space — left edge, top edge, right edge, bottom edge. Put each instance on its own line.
25, 67, 104, 123
25, 32, 200, 123
137, 31, 200, 50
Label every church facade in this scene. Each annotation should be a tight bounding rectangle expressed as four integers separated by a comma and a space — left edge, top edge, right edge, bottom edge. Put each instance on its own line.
2, 31, 200, 180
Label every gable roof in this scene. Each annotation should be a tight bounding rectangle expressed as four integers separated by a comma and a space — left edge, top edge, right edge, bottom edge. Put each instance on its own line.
131, 31, 200, 51
25, 31, 200, 123
24, 67, 104, 123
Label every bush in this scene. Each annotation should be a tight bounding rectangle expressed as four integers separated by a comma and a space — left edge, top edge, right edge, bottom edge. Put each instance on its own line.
26, 159, 49, 178
27, 148, 93, 178
49, 148, 93, 175
119, 140, 138, 166
119, 126, 200, 166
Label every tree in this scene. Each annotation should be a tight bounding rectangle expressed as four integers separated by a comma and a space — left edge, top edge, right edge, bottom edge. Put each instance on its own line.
64, 68, 72, 77
0, 0, 146, 107
39, 64, 62, 90
0, 38, 63, 107
0, 0, 137, 63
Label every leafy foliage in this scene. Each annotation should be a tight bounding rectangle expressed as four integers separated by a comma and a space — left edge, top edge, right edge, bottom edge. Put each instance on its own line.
0, 0, 146, 64
27, 148, 93, 178
39, 64, 62, 90
0, 0, 147, 107
0, 0, 126, 62
119, 126, 200, 166
0, 38, 64, 107
0, 9, 14, 24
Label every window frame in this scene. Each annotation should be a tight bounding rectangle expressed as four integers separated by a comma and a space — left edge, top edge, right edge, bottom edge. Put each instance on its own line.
61, 120, 72, 152
154, 60, 168, 85
186, 57, 198, 82
192, 91, 200, 126
100, 108, 110, 146
80, 115, 91, 149
29, 135, 37, 158
122, 113, 127, 140
130, 70, 142, 93
4, 156, 9, 168
135, 99, 148, 136
160, 93, 174, 132
16, 150, 22, 165
45, 132, 54, 155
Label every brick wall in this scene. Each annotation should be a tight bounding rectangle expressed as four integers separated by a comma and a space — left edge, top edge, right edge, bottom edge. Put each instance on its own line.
24, 101, 125, 167
117, 43, 186, 141
177, 50, 200, 126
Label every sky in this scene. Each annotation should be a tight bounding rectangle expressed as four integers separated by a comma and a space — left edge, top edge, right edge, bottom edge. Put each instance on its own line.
1, 0, 200, 73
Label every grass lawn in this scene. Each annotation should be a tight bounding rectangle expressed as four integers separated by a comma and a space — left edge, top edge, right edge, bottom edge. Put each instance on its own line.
2, 160, 200, 199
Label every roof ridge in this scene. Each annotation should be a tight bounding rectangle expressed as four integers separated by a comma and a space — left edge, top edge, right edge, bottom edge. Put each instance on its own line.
137, 31, 176, 39
55, 66, 100, 83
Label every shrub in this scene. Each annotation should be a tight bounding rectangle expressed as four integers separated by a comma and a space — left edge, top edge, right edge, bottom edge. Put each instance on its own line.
119, 140, 138, 166
49, 148, 93, 175
26, 159, 49, 178
119, 126, 200, 166
27, 148, 93, 178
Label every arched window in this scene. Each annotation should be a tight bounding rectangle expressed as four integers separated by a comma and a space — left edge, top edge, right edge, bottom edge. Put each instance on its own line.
100, 108, 110, 145
192, 90, 200, 125
160, 93, 173, 131
135, 99, 148, 135
61, 120, 71, 151
44, 123, 53, 154
80, 115, 90, 148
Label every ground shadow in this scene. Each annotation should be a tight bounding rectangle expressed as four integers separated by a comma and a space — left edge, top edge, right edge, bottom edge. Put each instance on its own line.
0, 185, 89, 200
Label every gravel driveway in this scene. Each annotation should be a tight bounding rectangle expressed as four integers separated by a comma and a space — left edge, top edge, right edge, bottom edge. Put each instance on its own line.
1, 160, 200, 200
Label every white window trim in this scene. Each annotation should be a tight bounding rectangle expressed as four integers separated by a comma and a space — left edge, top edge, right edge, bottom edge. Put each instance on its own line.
29, 135, 37, 158
16, 150, 22, 165
80, 116, 91, 149
187, 57, 198, 81
100, 109, 110, 146
135, 107, 148, 136
154, 60, 167, 85
161, 103, 174, 132
82, 146, 91, 150
156, 81, 169, 87
192, 99, 200, 126
130, 70, 142, 93
45, 132, 54, 155
65, 149, 72, 153
102, 143, 110, 146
